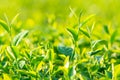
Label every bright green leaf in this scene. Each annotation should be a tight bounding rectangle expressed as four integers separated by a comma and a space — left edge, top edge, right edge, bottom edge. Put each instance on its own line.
92, 40, 108, 50
11, 13, 20, 25
19, 60, 25, 69
79, 14, 95, 28
110, 30, 117, 44
12, 30, 29, 46
3, 73, 12, 80
6, 46, 16, 60
17, 70, 36, 77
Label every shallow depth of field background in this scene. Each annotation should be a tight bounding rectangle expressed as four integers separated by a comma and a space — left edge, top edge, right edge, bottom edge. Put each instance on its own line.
1, 0, 120, 44
0, 0, 120, 29
1, 0, 120, 80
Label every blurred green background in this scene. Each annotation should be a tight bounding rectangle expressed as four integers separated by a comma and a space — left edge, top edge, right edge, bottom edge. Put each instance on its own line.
0, 0, 120, 36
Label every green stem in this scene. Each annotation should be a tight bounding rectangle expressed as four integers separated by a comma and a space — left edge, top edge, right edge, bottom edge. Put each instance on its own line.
112, 63, 115, 80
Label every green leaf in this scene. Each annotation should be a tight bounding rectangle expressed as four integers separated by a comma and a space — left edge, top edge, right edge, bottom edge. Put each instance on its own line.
48, 49, 55, 61
57, 46, 73, 56
67, 28, 78, 41
6, 46, 16, 60
79, 29, 90, 38
4, 13, 10, 27
105, 71, 112, 79
114, 64, 120, 80
0, 19, 10, 33
11, 46, 19, 59
69, 7, 77, 19
12, 30, 29, 46
103, 25, 109, 34
19, 60, 25, 69
11, 13, 20, 25
110, 30, 117, 44
79, 14, 95, 28
64, 56, 69, 68
91, 22, 95, 32
78, 10, 83, 24
17, 70, 36, 77
36, 61, 44, 72
89, 49, 103, 56
92, 40, 108, 50
68, 66, 76, 78
3, 73, 12, 80
6, 46, 18, 61
49, 61, 53, 73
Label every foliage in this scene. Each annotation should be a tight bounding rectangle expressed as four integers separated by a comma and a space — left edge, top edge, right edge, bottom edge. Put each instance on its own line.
0, 1, 120, 80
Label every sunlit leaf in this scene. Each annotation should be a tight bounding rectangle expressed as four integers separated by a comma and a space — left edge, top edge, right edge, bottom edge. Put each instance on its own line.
4, 13, 10, 28
110, 30, 117, 44
3, 73, 12, 80
10, 46, 19, 59
48, 49, 55, 61
19, 60, 25, 69
49, 61, 53, 73
79, 14, 95, 28
114, 64, 120, 80
12, 30, 29, 46
64, 56, 69, 68
92, 40, 108, 50
69, 7, 77, 19
6, 46, 16, 60
17, 70, 36, 77
36, 61, 44, 72
11, 13, 20, 25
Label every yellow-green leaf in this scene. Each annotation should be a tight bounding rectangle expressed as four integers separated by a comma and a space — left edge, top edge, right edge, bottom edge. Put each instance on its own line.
3, 73, 12, 80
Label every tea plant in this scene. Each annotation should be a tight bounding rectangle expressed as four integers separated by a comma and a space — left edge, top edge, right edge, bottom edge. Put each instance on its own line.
0, 12, 120, 80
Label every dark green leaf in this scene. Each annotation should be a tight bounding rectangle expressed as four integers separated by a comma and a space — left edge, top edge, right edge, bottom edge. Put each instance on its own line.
79, 29, 90, 38
57, 46, 73, 56
68, 66, 76, 78
89, 49, 103, 56
67, 28, 78, 41
0, 19, 10, 33
105, 71, 112, 79
103, 25, 109, 34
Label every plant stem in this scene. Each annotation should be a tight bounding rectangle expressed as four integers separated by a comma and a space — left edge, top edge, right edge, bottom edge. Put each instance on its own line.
112, 63, 115, 80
